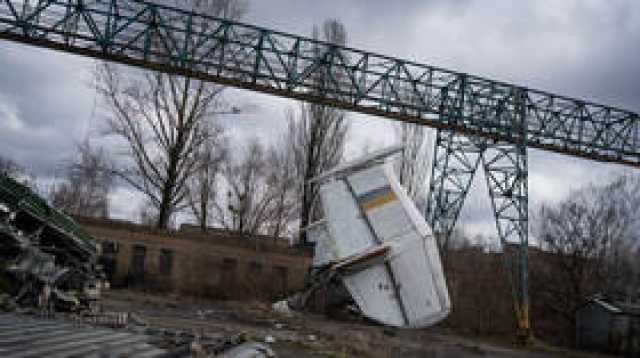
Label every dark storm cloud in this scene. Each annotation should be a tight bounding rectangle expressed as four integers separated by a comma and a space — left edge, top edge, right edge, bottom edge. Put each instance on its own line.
0, 42, 95, 176
247, 0, 640, 112
0, 0, 637, 229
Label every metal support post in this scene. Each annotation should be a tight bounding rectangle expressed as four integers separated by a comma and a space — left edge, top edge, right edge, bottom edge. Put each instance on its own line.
425, 129, 483, 239
427, 88, 530, 342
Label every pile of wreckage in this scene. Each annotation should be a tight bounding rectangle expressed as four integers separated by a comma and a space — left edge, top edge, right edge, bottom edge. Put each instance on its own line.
0, 173, 102, 313
0, 173, 276, 357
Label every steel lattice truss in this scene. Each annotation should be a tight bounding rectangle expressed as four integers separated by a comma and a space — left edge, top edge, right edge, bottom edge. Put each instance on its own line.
426, 134, 528, 245
0, 0, 639, 167
426, 132, 531, 333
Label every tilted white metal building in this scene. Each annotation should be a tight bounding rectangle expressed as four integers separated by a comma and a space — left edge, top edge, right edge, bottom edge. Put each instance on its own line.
307, 146, 450, 328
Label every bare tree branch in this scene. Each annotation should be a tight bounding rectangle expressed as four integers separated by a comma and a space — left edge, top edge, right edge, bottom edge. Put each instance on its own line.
50, 140, 113, 218
533, 174, 640, 327
95, 0, 244, 229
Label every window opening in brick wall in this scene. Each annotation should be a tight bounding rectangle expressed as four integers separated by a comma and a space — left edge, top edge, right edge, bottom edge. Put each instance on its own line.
274, 265, 289, 294
159, 248, 174, 276
100, 240, 118, 279
222, 257, 238, 287
130, 244, 146, 284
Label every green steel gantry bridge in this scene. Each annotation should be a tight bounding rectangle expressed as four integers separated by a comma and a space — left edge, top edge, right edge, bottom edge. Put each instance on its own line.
1, 0, 639, 337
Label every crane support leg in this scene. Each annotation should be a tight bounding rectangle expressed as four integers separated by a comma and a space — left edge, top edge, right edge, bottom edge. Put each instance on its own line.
425, 129, 483, 239
482, 141, 531, 343
427, 126, 531, 343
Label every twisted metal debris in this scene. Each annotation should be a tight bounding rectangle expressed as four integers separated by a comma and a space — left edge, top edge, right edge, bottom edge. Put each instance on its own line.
0, 173, 101, 312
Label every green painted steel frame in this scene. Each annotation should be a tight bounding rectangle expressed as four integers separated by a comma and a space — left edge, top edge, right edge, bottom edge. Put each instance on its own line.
426, 90, 530, 333
0, 0, 638, 168
426, 131, 530, 334
0, 173, 97, 255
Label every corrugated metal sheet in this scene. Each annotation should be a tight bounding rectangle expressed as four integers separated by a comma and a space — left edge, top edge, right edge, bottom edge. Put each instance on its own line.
320, 179, 376, 260
0, 313, 167, 357
343, 264, 405, 326
314, 154, 450, 329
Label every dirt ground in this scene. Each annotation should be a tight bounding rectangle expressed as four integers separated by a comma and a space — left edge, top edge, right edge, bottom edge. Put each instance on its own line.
101, 289, 611, 358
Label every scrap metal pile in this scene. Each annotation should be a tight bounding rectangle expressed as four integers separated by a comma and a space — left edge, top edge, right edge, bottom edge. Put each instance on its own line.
0, 173, 102, 312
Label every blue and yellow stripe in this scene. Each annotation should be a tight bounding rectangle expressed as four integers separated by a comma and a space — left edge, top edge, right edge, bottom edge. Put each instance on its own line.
357, 185, 397, 211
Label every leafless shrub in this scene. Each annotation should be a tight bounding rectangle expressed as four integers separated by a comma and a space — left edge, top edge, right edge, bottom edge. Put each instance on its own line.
50, 141, 113, 218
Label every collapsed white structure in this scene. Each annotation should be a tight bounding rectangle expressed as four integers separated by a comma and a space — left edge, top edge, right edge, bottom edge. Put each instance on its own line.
307, 145, 450, 328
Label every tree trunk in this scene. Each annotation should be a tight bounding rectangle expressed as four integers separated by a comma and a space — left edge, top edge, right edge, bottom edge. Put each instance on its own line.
157, 184, 174, 229
300, 187, 310, 245
157, 151, 180, 229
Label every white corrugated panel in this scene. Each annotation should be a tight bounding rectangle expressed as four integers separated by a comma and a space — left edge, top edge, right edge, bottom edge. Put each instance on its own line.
342, 264, 405, 326
385, 162, 451, 326
319, 179, 376, 260
383, 162, 450, 327
348, 166, 414, 242
314, 155, 450, 328
347, 165, 388, 196
387, 233, 449, 327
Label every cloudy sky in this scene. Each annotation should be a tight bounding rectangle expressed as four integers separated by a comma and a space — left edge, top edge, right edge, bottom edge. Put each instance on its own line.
0, 0, 638, 239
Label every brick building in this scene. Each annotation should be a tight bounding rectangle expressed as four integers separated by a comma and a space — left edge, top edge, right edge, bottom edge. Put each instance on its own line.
75, 217, 312, 301
71, 216, 587, 347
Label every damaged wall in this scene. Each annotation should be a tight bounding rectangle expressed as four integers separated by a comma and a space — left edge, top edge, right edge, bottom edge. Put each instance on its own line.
74, 217, 312, 301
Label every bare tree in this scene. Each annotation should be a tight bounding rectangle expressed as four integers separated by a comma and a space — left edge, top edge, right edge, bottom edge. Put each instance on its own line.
50, 141, 113, 218
262, 143, 298, 239
218, 140, 269, 234
534, 175, 640, 326
394, 124, 432, 213
95, 0, 245, 229
187, 123, 227, 231
289, 19, 350, 245
598, 175, 640, 299
136, 198, 177, 229
210, 138, 299, 239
